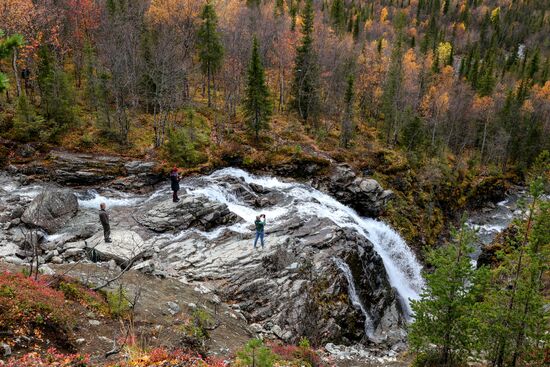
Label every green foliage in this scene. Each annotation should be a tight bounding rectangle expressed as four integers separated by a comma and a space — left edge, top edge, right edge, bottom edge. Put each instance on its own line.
244, 37, 272, 141
0, 30, 24, 93
330, 0, 346, 32
197, 0, 224, 107
106, 286, 130, 318
183, 308, 213, 341
340, 74, 354, 148
291, 0, 320, 125
37, 45, 76, 134
236, 339, 277, 367
11, 95, 47, 142
478, 180, 549, 367
165, 111, 209, 167
409, 220, 489, 366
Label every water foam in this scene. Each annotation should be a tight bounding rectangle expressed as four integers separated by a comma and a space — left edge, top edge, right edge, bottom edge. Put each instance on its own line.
333, 257, 376, 339
188, 168, 424, 316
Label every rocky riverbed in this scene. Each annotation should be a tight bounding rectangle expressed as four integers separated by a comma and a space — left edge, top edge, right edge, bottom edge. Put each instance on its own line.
0, 153, 423, 362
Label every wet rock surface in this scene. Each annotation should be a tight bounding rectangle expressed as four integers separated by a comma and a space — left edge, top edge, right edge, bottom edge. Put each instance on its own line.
312, 164, 393, 217
21, 190, 79, 233
0, 165, 420, 350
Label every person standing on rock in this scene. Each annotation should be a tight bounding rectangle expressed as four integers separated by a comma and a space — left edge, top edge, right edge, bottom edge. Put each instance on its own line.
254, 214, 266, 249
99, 203, 112, 243
170, 166, 181, 203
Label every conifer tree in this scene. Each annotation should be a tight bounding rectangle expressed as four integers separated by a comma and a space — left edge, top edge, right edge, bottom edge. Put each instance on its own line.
340, 74, 354, 148
381, 12, 406, 144
291, 0, 320, 125
243, 37, 272, 141
330, 0, 346, 31
197, 1, 224, 107
409, 221, 489, 366
480, 179, 549, 367
37, 45, 76, 131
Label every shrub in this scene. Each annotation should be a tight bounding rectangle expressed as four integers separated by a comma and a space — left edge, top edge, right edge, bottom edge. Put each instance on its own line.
4, 348, 90, 367
236, 339, 277, 367
49, 276, 109, 315
106, 286, 131, 318
0, 272, 74, 344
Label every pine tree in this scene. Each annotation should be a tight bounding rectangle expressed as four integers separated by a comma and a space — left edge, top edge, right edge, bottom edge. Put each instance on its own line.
37, 45, 76, 131
409, 221, 489, 366
381, 12, 406, 144
330, 0, 346, 32
244, 37, 272, 141
197, 1, 224, 108
340, 74, 354, 148
480, 179, 549, 367
291, 0, 320, 125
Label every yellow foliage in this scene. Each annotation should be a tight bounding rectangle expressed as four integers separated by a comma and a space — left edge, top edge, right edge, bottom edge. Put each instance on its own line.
437, 42, 453, 64
491, 7, 500, 23
380, 7, 388, 23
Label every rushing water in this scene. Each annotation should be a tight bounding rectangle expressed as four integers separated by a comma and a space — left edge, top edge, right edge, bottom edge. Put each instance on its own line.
333, 257, 376, 339
183, 168, 425, 316
1, 168, 425, 318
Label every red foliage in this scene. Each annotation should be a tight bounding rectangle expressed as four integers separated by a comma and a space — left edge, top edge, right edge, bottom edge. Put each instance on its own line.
0, 272, 74, 343
3, 348, 89, 367
270, 343, 323, 367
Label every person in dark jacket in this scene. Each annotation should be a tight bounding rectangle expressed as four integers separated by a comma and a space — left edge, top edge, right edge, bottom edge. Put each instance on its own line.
99, 203, 112, 243
253, 214, 266, 248
170, 166, 181, 202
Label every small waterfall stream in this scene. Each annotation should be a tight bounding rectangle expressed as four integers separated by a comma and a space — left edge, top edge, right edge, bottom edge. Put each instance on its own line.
333, 257, 376, 340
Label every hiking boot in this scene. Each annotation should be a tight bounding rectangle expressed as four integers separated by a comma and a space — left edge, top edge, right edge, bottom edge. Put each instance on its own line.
105, 239, 112, 243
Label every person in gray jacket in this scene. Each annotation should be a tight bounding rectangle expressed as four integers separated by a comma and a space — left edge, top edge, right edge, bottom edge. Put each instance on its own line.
99, 203, 112, 243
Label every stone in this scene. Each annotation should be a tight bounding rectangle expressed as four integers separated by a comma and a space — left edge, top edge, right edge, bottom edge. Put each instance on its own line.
39, 264, 55, 275
21, 190, 79, 233
75, 338, 86, 345
85, 230, 150, 265
166, 301, 181, 316
88, 319, 101, 326
249, 323, 264, 333
50, 256, 63, 264
133, 259, 155, 274
1, 342, 11, 357
312, 164, 392, 217
136, 196, 239, 232
271, 325, 284, 338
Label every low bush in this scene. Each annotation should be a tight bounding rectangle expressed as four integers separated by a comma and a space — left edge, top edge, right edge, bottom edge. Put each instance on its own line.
48, 275, 110, 315
106, 286, 131, 318
0, 272, 75, 345
3, 348, 90, 367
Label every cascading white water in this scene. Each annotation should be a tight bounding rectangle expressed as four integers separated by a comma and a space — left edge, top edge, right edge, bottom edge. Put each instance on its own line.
69, 167, 424, 316
185, 168, 425, 316
333, 257, 376, 339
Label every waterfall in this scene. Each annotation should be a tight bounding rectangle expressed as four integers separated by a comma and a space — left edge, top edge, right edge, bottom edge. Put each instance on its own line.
71, 167, 424, 317
333, 257, 376, 340
188, 168, 425, 316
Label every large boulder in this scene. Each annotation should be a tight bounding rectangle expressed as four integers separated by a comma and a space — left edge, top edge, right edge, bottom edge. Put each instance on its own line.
313, 164, 393, 217
21, 190, 78, 233
136, 196, 239, 232
85, 230, 151, 264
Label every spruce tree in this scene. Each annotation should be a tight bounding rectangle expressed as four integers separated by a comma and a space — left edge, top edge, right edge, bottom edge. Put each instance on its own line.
480, 179, 549, 367
243, 37, 272, 141
409, 221, 489, 366
291, 0, 320, 125
197, 1, 224, 107
330, 0, 346, 32
340, 74, 354, 148
36, 45, 76, 131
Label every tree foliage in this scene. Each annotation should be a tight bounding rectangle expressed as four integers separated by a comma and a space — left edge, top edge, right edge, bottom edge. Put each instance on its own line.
244, 37, 272, 141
